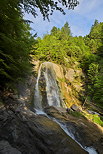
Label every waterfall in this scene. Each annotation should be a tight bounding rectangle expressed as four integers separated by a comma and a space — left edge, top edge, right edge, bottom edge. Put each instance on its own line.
34, 63, 43, 110
43, 62, 61, 107
34, 62, 98, 154
34, 62, 61, 109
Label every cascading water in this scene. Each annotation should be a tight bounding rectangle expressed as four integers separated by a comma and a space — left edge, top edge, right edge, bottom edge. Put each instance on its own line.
52, 118, 98, 154
43, 62, 61, 107
34, 62, 98, 154
34, 62, 61, 110
34, 63, 43, 110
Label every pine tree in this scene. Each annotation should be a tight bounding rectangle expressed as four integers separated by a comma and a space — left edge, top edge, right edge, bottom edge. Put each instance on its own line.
61, 22, 71, 36
0, 0, 34, 90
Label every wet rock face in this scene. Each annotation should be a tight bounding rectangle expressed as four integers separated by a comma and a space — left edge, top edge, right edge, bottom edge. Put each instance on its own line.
0, 106, 88, 154
38, 68, 48, 108
34, 61, 84, 108
34, 62, 62, 109
44, 106, 103, 154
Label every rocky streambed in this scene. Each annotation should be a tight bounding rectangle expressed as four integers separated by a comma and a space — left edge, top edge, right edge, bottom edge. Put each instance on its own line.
0, 104, 103, 154
44, 106, 103, 154
0, 104, 88, 154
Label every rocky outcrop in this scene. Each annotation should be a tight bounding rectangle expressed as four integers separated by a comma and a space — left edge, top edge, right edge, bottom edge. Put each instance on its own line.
0, 105, 88, 154
33, 61, 84, 108
45, 106, 103, 154
70, 104, 81, 112
16, 75, 35, 108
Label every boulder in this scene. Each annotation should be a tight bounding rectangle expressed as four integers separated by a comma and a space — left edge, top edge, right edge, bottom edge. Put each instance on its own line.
71, 104, 81, 112
87, 110, 99, 115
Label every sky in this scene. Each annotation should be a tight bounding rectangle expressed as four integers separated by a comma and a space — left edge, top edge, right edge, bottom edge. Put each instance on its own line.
24, 0, 103, 38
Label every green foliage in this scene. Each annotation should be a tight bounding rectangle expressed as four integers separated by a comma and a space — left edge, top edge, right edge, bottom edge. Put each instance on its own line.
86, 114, 103, 127
70, 111, 85, 118
33, 22, 89, 66
0, 0, 35, 90
87, 63, 99, 97
33, 20, 103, 108
20, 0, 79, 19
93, 115, 103, 126
89, 20, 102, 39
61, 22, 72, 38
88, 63, 99, 83
33, 32, 68, 64
82, 20, 103, 107
51, 27, 60, 36
0, 0, 79, 91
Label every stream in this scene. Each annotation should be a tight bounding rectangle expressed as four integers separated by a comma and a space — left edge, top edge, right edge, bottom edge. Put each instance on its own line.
34, 62, 98, 154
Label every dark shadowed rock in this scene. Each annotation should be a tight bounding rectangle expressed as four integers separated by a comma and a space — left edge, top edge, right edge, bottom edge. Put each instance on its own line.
66, 107, 73, 113
0, 106, 88, 154
16, 75, 35, 108
0, 140, 21, 154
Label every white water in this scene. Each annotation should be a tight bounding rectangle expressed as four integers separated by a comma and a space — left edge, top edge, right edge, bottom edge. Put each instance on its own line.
34, 111, 98, 154
53, 120, 97, 154
35, 109, 47, 115
34, 62, 98, 154
85, 147, 98, 154
34, 62, 61, 109
34, 64, 43, 110
43, 62, 61, 107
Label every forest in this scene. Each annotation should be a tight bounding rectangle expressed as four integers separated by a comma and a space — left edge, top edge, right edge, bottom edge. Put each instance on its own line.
0, 0, 103, 109
0, 0, 79, 88
32, 20, 103, 108
0, 1, 103, 153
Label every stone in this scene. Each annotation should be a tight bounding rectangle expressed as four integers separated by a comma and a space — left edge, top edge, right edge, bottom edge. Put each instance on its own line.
44, 106, 103, 154
0, 106, 88, 154
66, 108, 73, 113
71, 104, 81, 112
65, 68, 75, 82
0, 140, 21, 154
16, 75, 35, 108
87, 110, 99, 115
